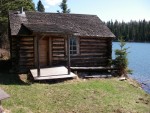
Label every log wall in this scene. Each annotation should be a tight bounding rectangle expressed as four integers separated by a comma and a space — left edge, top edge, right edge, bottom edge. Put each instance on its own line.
71, 37, 112, 67
51, 37, 66, 66
50, 36, 112, 67
11, 36, 34, 72
11, 35, 112, 73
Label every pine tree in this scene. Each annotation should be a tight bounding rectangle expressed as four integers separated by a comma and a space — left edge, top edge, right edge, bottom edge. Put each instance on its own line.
57, 0, 70, 13
113, 37, 132, 77
106, 20, 150, 42
37, 0, 45, 12
0, 0, 35, 48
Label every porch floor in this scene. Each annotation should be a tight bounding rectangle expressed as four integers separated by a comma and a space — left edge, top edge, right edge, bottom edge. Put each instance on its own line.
30, 66, 77, 80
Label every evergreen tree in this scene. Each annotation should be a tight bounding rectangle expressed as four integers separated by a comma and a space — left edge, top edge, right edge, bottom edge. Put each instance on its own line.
37, 0, 45, 12
113, 37, 132, 78
57, 0, 70, 13
0, 0, 35, 48
106, 20, 150, 42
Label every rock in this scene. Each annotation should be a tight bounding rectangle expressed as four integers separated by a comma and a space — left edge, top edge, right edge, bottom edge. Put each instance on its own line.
119, 77, 126, 81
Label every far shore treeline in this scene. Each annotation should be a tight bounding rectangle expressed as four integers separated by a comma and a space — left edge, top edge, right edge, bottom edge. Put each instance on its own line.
106, 20, 150, 42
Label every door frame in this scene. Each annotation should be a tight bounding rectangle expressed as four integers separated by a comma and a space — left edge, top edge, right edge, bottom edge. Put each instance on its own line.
48, 37, 52, 66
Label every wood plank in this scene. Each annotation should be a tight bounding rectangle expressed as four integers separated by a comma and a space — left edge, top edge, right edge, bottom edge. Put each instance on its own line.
80, 46, 106, 49
37, 36, 40, 77
71, 57, 107, 60
80, 43, 107, 46
30, 66, 77, 80
53, 54, 65, 57
71, 67, 118, 70
34, 37, 37, 67
52, 57, 66, 60
67, 36, 71, 74
52, 47, 64, 49
39, 38, 48, 67
80, 53, 106, 56
80, 39, 107, 42
20, 38, 33, 41
49, 37, 52, 66
80, 50, 107, 53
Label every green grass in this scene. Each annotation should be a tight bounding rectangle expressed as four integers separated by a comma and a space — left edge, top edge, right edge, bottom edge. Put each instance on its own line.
0, 72, 150, 113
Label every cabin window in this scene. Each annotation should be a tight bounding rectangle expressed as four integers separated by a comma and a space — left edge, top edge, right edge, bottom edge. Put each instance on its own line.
70, 37, 78, 55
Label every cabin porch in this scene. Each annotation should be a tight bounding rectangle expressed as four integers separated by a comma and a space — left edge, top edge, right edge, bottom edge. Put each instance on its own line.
30, 66, 77, 80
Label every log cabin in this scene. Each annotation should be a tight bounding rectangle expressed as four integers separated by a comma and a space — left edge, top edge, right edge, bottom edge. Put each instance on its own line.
8, 10, 115, 76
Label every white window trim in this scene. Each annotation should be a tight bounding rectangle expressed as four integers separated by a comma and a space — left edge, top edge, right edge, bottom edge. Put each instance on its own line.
70, 37, 79, 56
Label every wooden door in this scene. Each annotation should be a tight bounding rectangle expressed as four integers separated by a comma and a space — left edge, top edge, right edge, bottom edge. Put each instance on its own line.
39, 38, 48, 67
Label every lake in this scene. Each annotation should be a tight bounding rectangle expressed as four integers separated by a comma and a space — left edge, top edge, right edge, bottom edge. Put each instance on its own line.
113, 42, 150, 94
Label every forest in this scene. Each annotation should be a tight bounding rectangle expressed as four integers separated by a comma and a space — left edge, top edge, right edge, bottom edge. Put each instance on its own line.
106, 20, 150, 42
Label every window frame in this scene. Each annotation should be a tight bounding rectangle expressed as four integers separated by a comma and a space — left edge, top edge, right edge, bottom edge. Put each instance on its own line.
69, 37, 79, 56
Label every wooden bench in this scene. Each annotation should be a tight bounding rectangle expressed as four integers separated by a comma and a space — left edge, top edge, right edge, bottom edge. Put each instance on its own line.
71, 67, 118, 71
71, 67, 118, 78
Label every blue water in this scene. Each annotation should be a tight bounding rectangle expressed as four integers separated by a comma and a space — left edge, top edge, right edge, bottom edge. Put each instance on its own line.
113, 42, 150, 94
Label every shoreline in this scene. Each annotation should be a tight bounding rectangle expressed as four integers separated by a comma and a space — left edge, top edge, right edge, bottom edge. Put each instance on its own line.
128, 76, 150, 94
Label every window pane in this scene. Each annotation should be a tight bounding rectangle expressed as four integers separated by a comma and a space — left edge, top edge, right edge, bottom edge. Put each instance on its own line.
70, 37, 77, 55
73, 46, 76, 50
73, 51, 77, 54
73, 40, 76, 45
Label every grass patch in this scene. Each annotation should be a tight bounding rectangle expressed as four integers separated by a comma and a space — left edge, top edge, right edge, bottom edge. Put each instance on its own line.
0, 72, 150, 113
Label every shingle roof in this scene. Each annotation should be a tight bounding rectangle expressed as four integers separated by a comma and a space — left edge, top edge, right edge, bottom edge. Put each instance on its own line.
9, 11, 115, 37
23, 23, 76, 34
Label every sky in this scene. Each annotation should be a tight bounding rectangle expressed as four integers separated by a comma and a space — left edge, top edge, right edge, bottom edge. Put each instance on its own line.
33, 0, 150, 22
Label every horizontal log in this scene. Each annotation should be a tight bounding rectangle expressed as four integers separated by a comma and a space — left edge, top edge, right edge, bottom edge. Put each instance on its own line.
52, 48, 65, 51
20, 54, 34, 57
80, 53, 107, 56
71, 55, 107, 58
19, 57, 34, 59
52, 44, 64, 46
52, 49, 65, 51
19, 41, 33, 44
71, 67, 117, 70
52, 51, 65, 53
18, 40, 34, 43
53, 54, 65, 57
20, 38, 33, 41
71, 63, 106, 67
80, 40, 107, 43
80, 41, 106, 44
52, 38, 64, 40
52, 57, 66, 60
19, 50, 34, 53
19, 48, 34, 51
20, 43, 33, 47
80, 46, 106, 49
80, 50, 107, 53
71, 60, 107, 64
19, 59, 34, 62
20, 45, 34, 48
71, 57, 107, 60
20, 47, 34, 50
52, 46, 64, 49
80, 42, 107, 45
